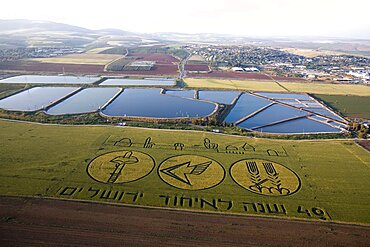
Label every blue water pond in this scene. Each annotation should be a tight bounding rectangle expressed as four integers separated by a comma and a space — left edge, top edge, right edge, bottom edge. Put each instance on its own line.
254, 117, 341, 134
237, 104, 308, 129
224, 93, 272, 123
101, 88, 216, 118
46, 87, 121, 115
165, 89, 195, 98
100, 78, 175, 86
0, 87, 79, 111
199, 90, 240, 104
255, 92, 312, 100
0, 75, 100, 84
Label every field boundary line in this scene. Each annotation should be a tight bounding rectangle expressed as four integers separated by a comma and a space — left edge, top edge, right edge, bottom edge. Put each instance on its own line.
103, 48, 128, 72
262, 73, 290, 92
0, 118, 355, 143
342, 142, 370, 168
354, 141, 370, 153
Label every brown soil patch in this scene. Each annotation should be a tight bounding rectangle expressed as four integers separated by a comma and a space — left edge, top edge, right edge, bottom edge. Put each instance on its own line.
0, 61, 178, 76
114, 64, 178, 75
128, 53, 179, 64
190, 71, 306, 81
0, 62, 105, 74
271, 75, 307, 82
0, 196, 369, 247
185, 64, 210, 72
357, 140, 370, 151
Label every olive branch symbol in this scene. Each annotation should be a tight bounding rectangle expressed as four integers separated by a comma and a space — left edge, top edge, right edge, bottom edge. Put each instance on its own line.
263, 162, 290, 195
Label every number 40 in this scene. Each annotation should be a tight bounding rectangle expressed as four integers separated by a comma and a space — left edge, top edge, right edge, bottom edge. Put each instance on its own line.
297, 206, 330, 220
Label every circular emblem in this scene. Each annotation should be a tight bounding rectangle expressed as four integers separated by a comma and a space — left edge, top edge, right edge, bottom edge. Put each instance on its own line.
87, 150, 155, 184
230, 159, 301, 196
158, 155, 225, 190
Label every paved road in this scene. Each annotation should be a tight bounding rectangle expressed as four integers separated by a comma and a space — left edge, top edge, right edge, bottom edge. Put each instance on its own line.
179, 53, 191, 79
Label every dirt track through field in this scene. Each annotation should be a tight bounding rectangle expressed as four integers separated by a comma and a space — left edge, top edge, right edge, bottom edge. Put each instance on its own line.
0, 196, 369, 247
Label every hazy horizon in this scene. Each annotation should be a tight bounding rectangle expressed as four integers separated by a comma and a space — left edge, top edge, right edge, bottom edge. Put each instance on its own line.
1, 0, 370, 39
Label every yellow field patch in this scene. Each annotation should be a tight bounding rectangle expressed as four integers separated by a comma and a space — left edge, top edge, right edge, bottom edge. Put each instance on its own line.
185, 78, 370, 96
188, 54, 207, 62
185, 78, 286, 92
283, 48, 370, 58
282, 48, 344, 58
31, 54, 123, 65
86, 47, 114, 54
280, 82, 370, 96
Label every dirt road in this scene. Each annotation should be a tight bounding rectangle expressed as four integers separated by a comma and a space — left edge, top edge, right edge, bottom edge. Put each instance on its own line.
0, 196, 369, 246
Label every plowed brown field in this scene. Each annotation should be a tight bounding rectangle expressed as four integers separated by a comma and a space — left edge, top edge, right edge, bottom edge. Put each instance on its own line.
1, 196, 369, 247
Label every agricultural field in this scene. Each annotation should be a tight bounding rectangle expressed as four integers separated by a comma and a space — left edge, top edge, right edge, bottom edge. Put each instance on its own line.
110, 64, 178, 76
185, 78, 370, 96
0, 61, 177, 76
185, 54, 210, 73
0, 120, 369, 225
31, 54, 123, 65
185, 64, 210, 72
185, 78, 285, 91
282, 48, 370, 58
282, 48, 344, 58
190, 71, 271, 80
1, 196, 369, 247
189, 71, 307, 81
128, 53, 179, 64
103, 52, 179, 75
0, 62, 105, 74
122, 53, 179, 75
188, 54, 207, 62
105, 57, 135, 71
0, 48, 180, 76
281, 82, 370, 96
86, 47, 114, 54
0, 84, 25, 99
314, 94, 370, 120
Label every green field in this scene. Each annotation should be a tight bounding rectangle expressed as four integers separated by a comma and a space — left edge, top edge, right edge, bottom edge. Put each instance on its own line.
0, 120, 369, 224
314, 94, 370, 120
185, 78, 370, 96
0, 84, 26, 99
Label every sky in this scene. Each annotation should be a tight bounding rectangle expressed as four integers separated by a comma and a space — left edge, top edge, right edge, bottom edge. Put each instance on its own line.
1, 0, 370, 38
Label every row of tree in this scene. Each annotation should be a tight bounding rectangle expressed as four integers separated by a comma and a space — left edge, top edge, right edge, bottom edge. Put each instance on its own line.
350, 122, 369, 139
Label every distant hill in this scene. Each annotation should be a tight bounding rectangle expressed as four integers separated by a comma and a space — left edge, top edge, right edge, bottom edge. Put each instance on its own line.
0, 19, 369, 55
0, 19, 142, 49
0, 19, 92, 34
96, 28, 134, 36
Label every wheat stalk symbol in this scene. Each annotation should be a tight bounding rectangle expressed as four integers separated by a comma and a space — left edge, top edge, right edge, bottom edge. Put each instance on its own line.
246, 161, 266, 193
263, 162, 290, 195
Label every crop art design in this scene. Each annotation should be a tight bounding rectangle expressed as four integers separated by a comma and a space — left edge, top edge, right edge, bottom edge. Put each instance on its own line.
87, 150, 155, 184
230, 159, 301, 196
158, 155, 225, 190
